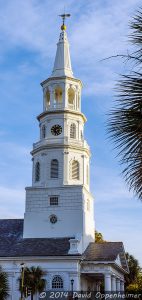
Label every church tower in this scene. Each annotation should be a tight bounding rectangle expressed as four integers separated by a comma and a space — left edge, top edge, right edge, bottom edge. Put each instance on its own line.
23, 17, 95, 253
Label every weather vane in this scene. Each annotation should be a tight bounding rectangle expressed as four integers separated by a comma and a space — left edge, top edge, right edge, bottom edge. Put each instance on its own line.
59, 13, 71, 31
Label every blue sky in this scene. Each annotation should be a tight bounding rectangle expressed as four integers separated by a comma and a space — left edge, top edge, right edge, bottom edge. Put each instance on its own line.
0, 0, 142, 265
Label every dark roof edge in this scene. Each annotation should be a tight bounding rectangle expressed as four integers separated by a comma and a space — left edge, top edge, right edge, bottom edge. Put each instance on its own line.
0, 255, 82, 260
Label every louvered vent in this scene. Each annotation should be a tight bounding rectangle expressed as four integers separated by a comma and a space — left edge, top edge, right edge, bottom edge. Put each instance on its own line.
51, 159, 59, 178
72, 160, 79, 180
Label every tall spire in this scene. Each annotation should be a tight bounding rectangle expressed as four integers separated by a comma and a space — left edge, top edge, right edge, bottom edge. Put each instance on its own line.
51, 14, 73, 78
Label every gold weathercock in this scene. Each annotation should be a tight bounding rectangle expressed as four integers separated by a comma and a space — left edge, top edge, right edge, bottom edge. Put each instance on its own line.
59, 13, 71, 31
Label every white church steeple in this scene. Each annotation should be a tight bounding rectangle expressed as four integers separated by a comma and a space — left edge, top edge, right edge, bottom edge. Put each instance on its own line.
51, 13, 73, 78
51, 30, 73, 78
23, 18, 95, 253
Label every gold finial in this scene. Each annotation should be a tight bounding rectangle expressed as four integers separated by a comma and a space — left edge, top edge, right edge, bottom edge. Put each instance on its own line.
59, 13, 71, 31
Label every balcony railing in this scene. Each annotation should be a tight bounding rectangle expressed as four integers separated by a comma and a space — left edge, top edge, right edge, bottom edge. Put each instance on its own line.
45, 103, 77, 111
68, 104, 75, 110
33, 137, 90, 151
53, 103, 62, 109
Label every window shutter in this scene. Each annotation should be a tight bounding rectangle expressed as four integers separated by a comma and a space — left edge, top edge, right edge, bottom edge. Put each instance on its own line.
35, 162, 40, 182
42, 125, 46, 138
70, 123, 76, 139
51, 159, 59, 178
72, 160, 79, 180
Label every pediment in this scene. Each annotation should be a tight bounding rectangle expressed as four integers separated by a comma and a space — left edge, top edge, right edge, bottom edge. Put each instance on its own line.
115, 254, 122, 267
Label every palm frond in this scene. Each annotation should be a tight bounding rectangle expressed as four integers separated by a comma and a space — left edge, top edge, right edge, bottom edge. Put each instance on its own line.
107, 8, 142, 199
107, 72, 142, 199
0, 266, 9, 300
18, 266, 47, 297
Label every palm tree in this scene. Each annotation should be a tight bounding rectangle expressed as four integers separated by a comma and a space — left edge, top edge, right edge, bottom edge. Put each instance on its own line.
107, 9, 142, 200
0, 266, 9, 300
19, 266, 46, 300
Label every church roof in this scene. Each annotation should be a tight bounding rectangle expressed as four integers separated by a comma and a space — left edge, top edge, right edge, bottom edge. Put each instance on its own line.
0, 219, 76, 257
83, 242, 128, 272
0, 219, 128, 272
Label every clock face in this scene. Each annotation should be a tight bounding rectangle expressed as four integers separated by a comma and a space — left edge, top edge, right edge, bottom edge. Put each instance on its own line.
51, 124, 62, 136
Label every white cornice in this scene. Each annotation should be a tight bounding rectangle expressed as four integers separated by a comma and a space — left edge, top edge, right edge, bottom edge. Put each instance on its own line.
37, 110, 87, 123
81, 261, 128, 274
0, 256, 81, 262
41, 76, 82, 87
31, 144, 90, 157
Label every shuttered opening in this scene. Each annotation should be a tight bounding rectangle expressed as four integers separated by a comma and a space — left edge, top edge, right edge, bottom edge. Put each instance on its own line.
51, 159, 59, 178
72, 160, 79, 180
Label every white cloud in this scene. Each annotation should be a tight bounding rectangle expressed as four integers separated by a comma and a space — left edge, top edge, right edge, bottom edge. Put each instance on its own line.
0, 186, 24, 218
0, 141, 31, 187
0, 0, 141, 96
0, 142, 30, 217
0, 0, 64, 56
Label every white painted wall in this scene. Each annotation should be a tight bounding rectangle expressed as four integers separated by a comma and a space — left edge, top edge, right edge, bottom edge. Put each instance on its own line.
0, 257, 81, 300
0, 258, 125, 299
24, 186, 95, 252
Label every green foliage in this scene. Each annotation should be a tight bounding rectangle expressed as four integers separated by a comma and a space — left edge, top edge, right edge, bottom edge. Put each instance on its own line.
95, 230, 106, 242
125, 252, 141, 289
126, 273, 142, 292
126, 282, 139, 292
0, 266, 9, 300
137, 273, 142, 290
19, 266, 46, 300
107, 9, 142, 200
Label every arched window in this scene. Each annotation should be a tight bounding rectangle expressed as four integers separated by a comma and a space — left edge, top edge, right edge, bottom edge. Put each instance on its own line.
42, 125, 46, 138
51, 159, 59, 178
68, 87, 75, 105
35, 162, 40, 182
72, 160, 79, 180
54, 86, 62, 104
45, 88, 50, 108
70, 123, 76, 139
86, 165, 89, 185
52, 276, 63, 289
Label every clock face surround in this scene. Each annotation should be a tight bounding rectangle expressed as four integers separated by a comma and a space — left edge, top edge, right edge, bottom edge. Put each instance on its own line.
51, 124, 62, 136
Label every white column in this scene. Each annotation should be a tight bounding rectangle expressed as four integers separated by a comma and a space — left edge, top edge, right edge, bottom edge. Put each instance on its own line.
116, 278, 121, 291
48, 87, 51, 109
77, 121, 80, 140
79, 89, 81, 111
43, 89, 46, 111
63, 151, 69, 185
62, 82, 65, 108
111, 276, 116, 292
104, 274, 111, 292
50, 88, 54, 109
120, 281, 125, 292
82, 155, 85, 184
74, 88, 77, 110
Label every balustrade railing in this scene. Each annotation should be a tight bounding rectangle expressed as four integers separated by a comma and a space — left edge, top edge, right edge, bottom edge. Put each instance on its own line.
68, 104, 75, 110
33, 137, 90, 151
45, 103, 80, 111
